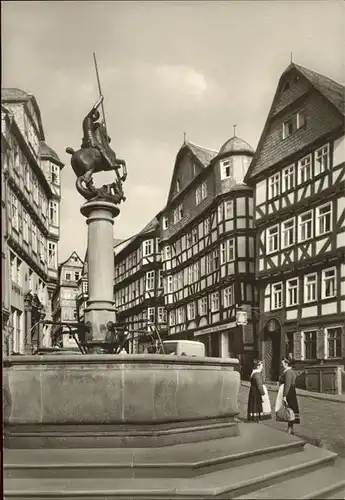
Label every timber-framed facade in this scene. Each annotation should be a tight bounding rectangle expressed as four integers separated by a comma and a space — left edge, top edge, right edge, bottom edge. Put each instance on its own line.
245, 63, 345, 382
114, 218, 167, 353
159, 139, 258, 377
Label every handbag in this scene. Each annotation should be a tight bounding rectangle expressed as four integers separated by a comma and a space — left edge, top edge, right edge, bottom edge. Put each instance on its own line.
276, 401, 295, 422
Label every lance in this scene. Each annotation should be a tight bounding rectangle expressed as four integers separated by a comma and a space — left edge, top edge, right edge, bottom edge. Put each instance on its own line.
93, 52, 108, 137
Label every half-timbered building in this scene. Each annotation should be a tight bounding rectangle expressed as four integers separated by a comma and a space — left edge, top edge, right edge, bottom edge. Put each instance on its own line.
114, 218, 167, 353
245, 63, 345, 382
1, 89, 64, 354
159, 139, 257, 376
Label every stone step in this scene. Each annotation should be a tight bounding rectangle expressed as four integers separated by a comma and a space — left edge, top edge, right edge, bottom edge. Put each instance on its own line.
4, 424, 305, 479
235, 457, 345, 499
4, 444, 338, 499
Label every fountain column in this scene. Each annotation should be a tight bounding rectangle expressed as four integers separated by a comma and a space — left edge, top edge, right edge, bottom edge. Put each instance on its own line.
80, 199, 120, 352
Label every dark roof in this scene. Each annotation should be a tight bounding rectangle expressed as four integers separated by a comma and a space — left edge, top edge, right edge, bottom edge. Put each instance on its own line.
140, 216, 159, 234
186, 141, 218, 167
291, 64, 345, 116
218, 135, 254, 156
245, 63, 345, 181
39, 141, 63, 165
113, 238, 124, 247
1, 88, 31, 101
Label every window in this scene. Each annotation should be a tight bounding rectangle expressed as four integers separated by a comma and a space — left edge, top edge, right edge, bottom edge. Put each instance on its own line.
268, 173, 280, 199
220, 239, 235, 264
24, 162, 31, 190
11, 192, 19, 230
282, 165, 295, 192
218, 203, 223, 222
304, 330, 317, 359
176, 179, 180, 193
32, 223, 37, 252
164, 246, 171, 260
286, 278, 298, 306
187, 302, 196, 320
176, 307, 185, 324
162, 216, 168, 230
304, 273, 317, 303
322, 268, 336, 299
173, 203, 184, 224
157, 307, 167, 324
65, 272, 72, 281
191, 227, 198, 244
146, 270, 155, 291
283, 112, 306, 139
298, 155, 312, 184
33, 177, 39, 204
211, 292, 219, 312
220, 158, 233, 180
10, 253, 16, 282
317, 203, 332, 235
143, 239, 153, 256
83, 281, 88, 294
22, 209, 29, 242
224, 200, 233, 219
47, 242, 57, 269
195, 182, 207, 205
49, 201, 59, 226
267, 225, 279, 253
146, 307, 155, 325
158, 269, 163, 288
298, 211, 313, 241
315, 144, 330, 175
223, 286, 234, 308
199, 297, 208, 315
272, 282, 283, 310
204, 217, 210, 235
166, 275, 173, 293
326, 327, 342, 358
75, 271, 80, 281
39, 233, 45, 261
51, 163, 60, 184
281, 218, 295, 248
169, 310, 175, 326
282, 118, 294, 139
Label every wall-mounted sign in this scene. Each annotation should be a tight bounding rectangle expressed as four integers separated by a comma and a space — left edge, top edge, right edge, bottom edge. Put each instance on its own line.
236, 311, 248, 326
194, 321, 236, 336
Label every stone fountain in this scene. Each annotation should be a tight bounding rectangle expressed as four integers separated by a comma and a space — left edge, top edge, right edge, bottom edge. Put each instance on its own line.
3, 92, 344, 499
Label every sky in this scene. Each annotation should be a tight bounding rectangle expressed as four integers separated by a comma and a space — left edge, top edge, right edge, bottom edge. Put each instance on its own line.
2, 0, 345, 262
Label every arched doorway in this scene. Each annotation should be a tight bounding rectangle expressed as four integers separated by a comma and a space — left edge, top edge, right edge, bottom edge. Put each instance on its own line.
263, 318, 281, 381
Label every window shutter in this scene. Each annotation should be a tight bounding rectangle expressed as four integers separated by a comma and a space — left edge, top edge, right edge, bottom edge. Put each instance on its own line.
293, 332, 302, 360
316, 328, 325, 359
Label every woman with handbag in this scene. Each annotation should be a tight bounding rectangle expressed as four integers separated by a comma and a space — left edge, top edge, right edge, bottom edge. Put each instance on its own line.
247, 360, 272, 422
275, 357, 300, 434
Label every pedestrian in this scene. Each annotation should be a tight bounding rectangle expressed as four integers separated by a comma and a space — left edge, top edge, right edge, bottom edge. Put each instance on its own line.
247, 359, 272, 422
275, 357, 300, 434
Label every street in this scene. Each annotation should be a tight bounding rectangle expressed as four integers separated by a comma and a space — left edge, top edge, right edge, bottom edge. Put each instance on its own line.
238, 384, 345, 457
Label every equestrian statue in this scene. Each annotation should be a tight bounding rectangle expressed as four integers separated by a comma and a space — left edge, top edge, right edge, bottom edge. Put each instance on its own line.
66, 55, 127, 204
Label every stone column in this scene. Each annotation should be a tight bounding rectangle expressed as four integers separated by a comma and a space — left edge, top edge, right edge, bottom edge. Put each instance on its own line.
80, 199, 120, 353
220, 331, 229, 358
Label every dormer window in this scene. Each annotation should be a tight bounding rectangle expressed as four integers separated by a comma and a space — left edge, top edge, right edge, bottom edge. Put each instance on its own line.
162, 215, 168, 230
173, 203, 184, 224
282, 111, 306, 139
51, 163, 60, 185
220, 158, 233, 180
176, 179, 180, 193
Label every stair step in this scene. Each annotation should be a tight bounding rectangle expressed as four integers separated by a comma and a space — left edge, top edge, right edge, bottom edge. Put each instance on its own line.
4, 424, 305, 479
235, 457, 345, 499
4, 444, 338, 499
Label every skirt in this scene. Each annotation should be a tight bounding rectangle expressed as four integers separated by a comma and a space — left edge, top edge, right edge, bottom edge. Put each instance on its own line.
275, 384, 300, 424
248, 384, 272, 421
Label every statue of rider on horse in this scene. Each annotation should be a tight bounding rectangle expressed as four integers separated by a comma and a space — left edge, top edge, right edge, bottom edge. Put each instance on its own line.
66, 73, 127, 204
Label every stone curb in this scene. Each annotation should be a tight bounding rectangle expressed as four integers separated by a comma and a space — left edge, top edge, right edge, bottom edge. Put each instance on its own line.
241, 381, 345, 404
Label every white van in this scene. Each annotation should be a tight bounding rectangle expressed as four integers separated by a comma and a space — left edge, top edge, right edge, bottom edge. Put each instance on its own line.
162, 340, 205, 357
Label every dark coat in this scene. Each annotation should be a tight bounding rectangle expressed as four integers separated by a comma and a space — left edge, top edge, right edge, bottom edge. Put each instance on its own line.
279, 368, 300, 424
247, 371, 270, 421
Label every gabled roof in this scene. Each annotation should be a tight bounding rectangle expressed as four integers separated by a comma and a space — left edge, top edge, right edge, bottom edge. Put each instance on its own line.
166, 140, 217, 204
59, 251, 83, 269
1, 87, 46, 141
292, 64, 345, 116
245, 63, 345, 182
218, 135, 254, 156
186, 141, 218, 167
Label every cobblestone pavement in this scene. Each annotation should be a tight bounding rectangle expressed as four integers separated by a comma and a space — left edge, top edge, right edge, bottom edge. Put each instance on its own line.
238, 384, 345, 457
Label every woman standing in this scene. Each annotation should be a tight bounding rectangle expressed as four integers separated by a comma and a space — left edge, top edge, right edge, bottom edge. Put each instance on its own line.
275, 357, 300, 434
247, 360, 272, 422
